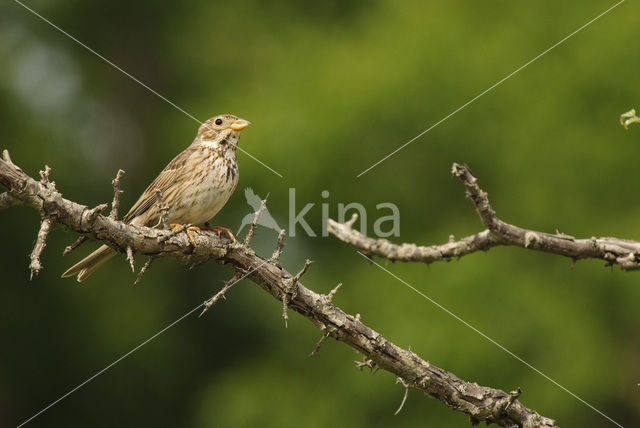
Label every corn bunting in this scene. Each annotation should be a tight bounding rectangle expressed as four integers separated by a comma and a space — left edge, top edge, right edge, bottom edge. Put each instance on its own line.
62, 114, 250, 282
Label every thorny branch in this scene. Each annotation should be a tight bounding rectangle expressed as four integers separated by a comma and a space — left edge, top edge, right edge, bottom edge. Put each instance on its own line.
328, 163, 640, 271
0, 151, 558, 427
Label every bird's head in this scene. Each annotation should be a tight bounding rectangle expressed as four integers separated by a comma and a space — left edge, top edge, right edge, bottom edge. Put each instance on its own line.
195, 114, 250, 152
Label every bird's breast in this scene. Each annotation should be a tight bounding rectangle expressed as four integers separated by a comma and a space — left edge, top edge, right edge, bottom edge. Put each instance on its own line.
169, 154, 238, 225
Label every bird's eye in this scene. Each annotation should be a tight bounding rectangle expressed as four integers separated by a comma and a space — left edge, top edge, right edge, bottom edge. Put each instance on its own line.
215, 118, 223, 125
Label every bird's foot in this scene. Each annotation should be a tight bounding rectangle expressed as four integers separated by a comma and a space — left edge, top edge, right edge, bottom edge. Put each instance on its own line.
170, 223, 200, 247
201, 225, 236, 241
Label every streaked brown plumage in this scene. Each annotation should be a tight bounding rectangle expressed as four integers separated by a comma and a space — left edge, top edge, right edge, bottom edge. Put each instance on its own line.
62, 114, 249, 282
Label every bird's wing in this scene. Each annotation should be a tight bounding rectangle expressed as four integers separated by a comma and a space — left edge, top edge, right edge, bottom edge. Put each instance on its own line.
123, 146, 197, 224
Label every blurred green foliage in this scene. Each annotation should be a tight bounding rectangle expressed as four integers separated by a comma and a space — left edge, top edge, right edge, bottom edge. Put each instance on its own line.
1, 0, 639, 426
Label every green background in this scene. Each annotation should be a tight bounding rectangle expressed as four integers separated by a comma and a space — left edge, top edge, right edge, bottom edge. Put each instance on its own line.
1, 0, 639, 426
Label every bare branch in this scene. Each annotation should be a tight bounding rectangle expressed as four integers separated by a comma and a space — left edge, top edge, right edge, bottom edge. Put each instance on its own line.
452, 163, 640, 270
244, 193, 269, 245
330, 163, 640, 271
29, 216, 52, 279
109, 169, 125, 220
0, 151, 559, 427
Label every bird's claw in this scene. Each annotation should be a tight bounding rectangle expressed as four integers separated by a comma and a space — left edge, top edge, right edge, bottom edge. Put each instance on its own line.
201, 225, 236, 241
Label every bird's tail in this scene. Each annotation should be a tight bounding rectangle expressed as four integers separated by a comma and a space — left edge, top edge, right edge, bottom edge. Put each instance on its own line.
61, 244, 117, 282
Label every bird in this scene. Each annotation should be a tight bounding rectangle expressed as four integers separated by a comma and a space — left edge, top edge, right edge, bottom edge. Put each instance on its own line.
62, 114, 250, 282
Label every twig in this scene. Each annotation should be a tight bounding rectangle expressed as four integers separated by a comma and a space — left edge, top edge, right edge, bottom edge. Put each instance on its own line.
394, 377, 410, 415
309, 329, 330, 357
29, 216, 52, 279
133, 256, 155, 285
109, 169, 125, 220
244, 193, 269, 245
270, 229, 286, 262
199, 273, 241, 317
126, 246, 135, 272
154, 189, 170, 229
63, 236, 89, 256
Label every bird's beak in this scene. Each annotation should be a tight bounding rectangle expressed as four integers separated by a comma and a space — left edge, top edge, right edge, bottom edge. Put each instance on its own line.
230, 118, 251, 131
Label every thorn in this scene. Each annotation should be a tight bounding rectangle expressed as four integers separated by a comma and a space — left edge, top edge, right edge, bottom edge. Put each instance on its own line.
109, 169, 125, 220
309, 329, 330, 357
345, 213, 358, 228
63, 235, 88, 256
126, 246, 135, 272
282, 294, 290, 328
270, 229, 286, 263
244, 193, 270, 245
133, 257, 154, 285
394, 377, 410, 415
325, 282, 342, 303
